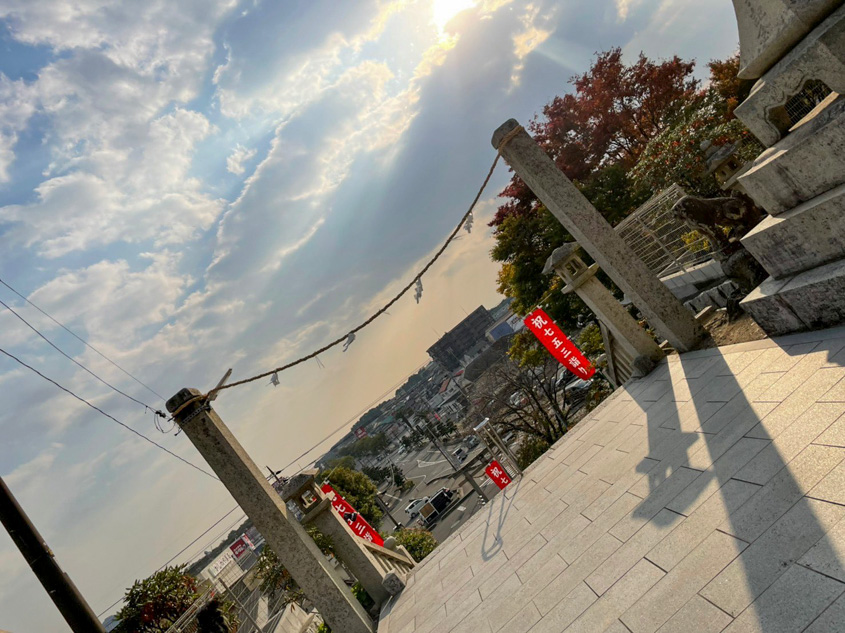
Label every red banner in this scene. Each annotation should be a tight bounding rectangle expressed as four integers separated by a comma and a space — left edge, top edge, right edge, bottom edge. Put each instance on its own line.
320, 483, 384, 546
229, 536, 252, 559
229, 538, 248, 559
485, 460, 513, 490
523, 308, 595, 379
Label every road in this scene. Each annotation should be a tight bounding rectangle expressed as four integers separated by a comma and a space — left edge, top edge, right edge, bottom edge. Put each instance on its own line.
376, 440, 502, 543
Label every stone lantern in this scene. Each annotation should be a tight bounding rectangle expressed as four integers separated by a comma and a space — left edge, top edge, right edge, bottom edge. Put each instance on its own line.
729, 1, 845, 334
543, 244, 664, 384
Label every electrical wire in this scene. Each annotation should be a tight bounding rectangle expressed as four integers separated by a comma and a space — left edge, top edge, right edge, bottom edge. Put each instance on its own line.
94, 507, 246, 617
0, 297, 165, 416
98, 361, 430, 617
0, 346, 219, 481
0, 276, 167, 402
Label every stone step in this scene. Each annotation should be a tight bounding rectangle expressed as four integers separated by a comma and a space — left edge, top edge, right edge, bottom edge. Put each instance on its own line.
741, 257, 845, 335
738, 98, 845, 215
742, 182, 845, 278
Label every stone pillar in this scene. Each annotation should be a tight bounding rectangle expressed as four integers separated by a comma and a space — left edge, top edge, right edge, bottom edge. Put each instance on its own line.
166, 389, 374, 633
543, 243, 664, 377
492, 120, 706, 352
280, 471, 403, 606
730, 3, 845, 334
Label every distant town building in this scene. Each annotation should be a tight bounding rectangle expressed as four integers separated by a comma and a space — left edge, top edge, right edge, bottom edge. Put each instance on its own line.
427, 306, 494, 372
485, 309, 525, 342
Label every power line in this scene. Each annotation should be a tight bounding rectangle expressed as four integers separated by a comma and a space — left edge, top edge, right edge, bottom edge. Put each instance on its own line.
99, 361, 429, 617
0, 297, 165, 416
0, 277, 166, 402
95, 507, 245, 617
0, 346, 219, 481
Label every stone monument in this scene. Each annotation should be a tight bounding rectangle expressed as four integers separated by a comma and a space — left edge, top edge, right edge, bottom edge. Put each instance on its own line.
730, 1, 845, 334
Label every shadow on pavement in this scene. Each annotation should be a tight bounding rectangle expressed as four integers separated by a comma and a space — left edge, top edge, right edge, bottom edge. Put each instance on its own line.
630, 337, 845, 630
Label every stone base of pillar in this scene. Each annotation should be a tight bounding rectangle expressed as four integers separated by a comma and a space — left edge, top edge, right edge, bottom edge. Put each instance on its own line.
741, 258, 845, 334
742, 183, 845, 279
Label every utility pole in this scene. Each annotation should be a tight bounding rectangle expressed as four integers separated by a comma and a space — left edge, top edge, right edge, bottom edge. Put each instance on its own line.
0, 477, 106, 633
398, 410, 460, 472
266, 465, 282, 484
374, 494, 402, 531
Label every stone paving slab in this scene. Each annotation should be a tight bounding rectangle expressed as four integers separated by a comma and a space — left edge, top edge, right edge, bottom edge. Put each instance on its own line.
378, 326, 845, 633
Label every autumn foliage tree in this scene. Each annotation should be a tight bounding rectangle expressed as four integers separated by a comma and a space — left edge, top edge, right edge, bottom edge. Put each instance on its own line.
491, 49, 754, 341
491, 48, 700, 226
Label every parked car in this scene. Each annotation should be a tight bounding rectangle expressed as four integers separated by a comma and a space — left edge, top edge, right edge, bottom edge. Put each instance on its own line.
554, 369, 577, 391
405, 497, 429, 519
463, 435, 480, 449
565, 378, 593, 394
508, 391, 528, 407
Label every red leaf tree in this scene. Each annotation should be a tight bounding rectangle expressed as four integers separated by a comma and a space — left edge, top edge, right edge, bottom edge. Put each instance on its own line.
491, 48, 699, 227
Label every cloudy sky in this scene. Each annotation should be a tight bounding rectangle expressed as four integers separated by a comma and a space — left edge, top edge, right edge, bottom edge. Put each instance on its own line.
0, 0, 739, 629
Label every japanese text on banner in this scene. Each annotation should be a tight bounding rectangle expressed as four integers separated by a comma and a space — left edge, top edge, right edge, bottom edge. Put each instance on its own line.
524, 308, 596, 379
320, 483, 384, 546
485, 460, 512, 490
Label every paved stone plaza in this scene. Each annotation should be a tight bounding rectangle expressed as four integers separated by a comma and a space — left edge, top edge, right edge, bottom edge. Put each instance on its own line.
378, 326, 845, 633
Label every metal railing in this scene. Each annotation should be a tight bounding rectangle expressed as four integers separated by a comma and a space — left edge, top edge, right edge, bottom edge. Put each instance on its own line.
614, 184, 714, 278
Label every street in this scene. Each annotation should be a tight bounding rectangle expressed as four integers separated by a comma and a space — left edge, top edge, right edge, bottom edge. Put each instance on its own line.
376, 440, 502, 543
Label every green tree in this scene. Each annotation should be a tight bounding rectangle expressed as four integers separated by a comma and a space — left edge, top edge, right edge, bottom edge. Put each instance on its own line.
391, 467, 407, 489
629, 97, 761, 196
325, 455, 356, 471
255, 528, 333, 603
516, 435, 551, 470
491, 208, 586, 328
576, 323, 605, 359
393, 528, 438, 562
362, 465, 391, 484
113, 566, 238, 633
322, 466, 383, 528
255, 547, 301, 603
576, 165, 651, 226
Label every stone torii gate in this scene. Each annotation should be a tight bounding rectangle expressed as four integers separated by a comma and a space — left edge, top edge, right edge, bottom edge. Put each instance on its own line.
492, 120, 706, 353
167, 388, 377, 633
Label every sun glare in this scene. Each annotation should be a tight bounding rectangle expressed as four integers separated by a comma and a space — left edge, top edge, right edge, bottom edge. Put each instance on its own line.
431, 0, 477, 33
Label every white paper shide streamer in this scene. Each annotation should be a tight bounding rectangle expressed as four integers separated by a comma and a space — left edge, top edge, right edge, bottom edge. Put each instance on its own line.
343, 332, 356, 352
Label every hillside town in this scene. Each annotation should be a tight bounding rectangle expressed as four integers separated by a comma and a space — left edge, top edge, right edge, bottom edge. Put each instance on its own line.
3, 2, 845, 633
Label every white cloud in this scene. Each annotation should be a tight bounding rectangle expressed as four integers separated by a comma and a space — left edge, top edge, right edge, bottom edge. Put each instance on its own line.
509, 3, 556, 89
28, 251, 192, 347
226, 144, 257, 175
0, 0, 236, 98
616, 0, 642, 21
0, 108, 222, 257
0, 73, 38, 182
